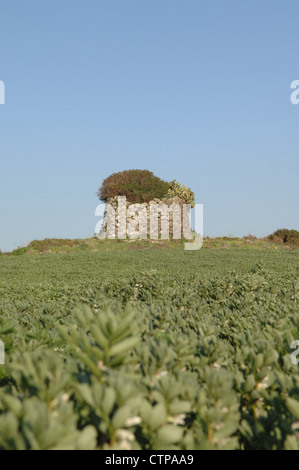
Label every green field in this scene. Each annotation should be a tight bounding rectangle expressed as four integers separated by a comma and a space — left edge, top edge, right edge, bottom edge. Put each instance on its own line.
0, 245, 299, 449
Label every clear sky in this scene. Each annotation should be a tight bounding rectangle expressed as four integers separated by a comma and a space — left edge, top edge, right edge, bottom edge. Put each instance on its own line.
0, 0, 298, 252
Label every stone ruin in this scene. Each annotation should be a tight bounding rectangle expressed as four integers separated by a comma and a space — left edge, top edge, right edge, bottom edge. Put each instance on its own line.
97, 196, 193, 240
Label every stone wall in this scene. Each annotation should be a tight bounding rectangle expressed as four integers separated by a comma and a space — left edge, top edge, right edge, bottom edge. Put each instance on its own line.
98, 196, 192, 240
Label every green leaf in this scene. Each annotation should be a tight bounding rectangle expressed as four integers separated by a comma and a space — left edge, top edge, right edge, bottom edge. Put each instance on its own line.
244, 374, 255, 393
286, 398, 299, 419
76, 426, 97, 450
169, 400, 191, 415
148, 403, 166, 431
76, 384, 95, 407
109, 336, 139, 357
112, 406, 132, 429
157, 425, 184, 445
102, 387, 116, 416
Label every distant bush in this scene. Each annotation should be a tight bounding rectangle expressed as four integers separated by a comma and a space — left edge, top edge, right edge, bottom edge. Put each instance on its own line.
167, 180, 195, 208
97, 170, 170, 203
268, 229, 299, 246
28, 239, 81, 252
243, 234, 257, 241
11, 247, 28, 256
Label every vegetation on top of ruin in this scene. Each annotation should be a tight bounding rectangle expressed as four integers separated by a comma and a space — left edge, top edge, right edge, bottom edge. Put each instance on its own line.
97, 169, 195, 207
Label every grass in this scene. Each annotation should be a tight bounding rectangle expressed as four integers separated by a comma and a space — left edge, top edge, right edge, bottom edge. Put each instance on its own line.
3, 235, 298, 256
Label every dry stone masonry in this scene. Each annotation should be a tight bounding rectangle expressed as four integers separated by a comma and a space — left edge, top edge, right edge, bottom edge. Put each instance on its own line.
98, 196, 193, 240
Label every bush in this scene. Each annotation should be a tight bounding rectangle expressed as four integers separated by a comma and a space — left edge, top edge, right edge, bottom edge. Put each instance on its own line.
243, 234, 257, 241
97, 170, 170, 203
268, 229, 299, 246
11, 247, 28, 256
28, 239, 81, 252
167, 180, 195, 208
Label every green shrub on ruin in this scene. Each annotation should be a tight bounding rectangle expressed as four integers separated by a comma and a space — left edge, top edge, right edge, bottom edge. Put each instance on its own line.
167, 180, 195, 208
97, 169, 170, 204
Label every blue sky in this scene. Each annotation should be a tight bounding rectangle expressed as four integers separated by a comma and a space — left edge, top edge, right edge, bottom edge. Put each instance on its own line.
0, 0, 298, 252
